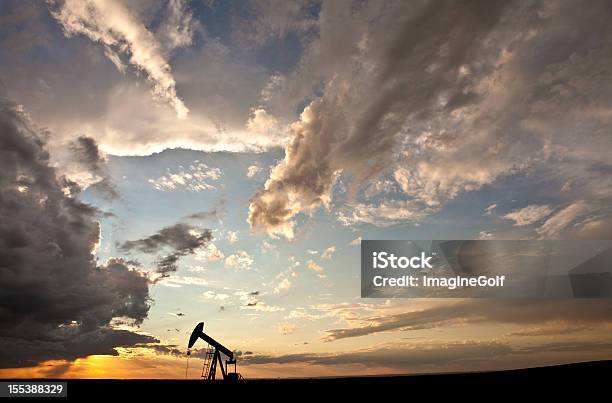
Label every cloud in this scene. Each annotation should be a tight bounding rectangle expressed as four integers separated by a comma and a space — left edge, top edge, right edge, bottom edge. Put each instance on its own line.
240, 302, 284, 313
0, 3, 285, 157
234, 289, 284, 312
363, 179, 399, 198
276, 322, 297, 335
321, 246, 335, 260
248, 0, 612, 237
240, 338, 612, 370
478, 231, 493, 240
148, 162, 222, 192
71, 135, 104, 171
158, 275, 209, 288
483, 204, 497, 215
321, 299, 612, 342
306, 260, 324, 273
273, 278, 292, 295
246, 108, 280, 136
247, 100, 342, 239
0, 96, 151, 368
506, 324, 594, 337
246, 164, 263, 178
225, 231, 239, 244
136, 342, 183, 357
224, 251, 254, 270
502, 204, 554, 226
50, 0, 189, 118
241, 340, 513, 368
69, 135, 118, 199
337, 200, 432, 227
349, 237, 362, 246
119, 223, 213, 276
155, 0, 199, 53
202, 291, 230, 301
194, 242, 224, 263
536, 201, 591, 238
248, 1, 510, 236
260, 239, 278, 254
184, 208, 224, 221
572, 216, 612, 239
0, 329, 158, 370
184, 200, 226, 221
234, 0, 317, 47
0, 2, 50, 51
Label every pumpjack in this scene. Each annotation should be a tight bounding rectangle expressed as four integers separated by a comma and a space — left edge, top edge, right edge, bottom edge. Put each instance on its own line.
187, 322, 242, 382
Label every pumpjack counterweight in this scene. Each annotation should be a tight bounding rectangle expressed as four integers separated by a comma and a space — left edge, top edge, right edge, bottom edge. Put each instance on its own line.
187, 322, 241, 382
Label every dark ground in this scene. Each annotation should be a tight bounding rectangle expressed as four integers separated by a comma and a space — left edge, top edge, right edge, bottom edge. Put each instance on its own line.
4, 360, 611, 399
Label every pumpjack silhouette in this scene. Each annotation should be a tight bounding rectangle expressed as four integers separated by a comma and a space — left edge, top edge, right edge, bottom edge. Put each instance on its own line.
187, 322, 242, 381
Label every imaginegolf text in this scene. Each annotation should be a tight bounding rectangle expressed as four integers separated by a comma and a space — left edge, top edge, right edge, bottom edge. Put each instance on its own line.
372, 275, 506, 290
370, 251, 505, 290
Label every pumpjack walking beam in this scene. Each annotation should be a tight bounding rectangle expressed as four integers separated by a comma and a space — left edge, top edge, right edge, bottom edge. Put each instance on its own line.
187, 322, 240, 381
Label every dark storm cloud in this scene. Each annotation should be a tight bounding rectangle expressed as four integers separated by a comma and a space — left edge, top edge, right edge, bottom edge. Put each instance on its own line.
120, 223, 211, 254
70, 135, 118, 199
322, 300, 612, 341
0, 95, 151, 368
0, 329, 158, 369
72, 136, 103, 170
119, 223, 213, 275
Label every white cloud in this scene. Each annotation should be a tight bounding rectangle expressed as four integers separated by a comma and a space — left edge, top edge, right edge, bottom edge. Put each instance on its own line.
363, 179, 398, 197
307, 260, 324, 273
483, 204, 497, 215
194, 243, 224, 262
202, 291, 230, 301
224, 251, 254, 270
273, 277, 292, 295
536, 201, 591, 238
337, 200, 431, 227
246, 164, 263, 178
349, 237, 362, 246
288, 256, 300, 270
246, 108, 279, 135
478, 231, 493, 240
226, 231, 239, 244
155, 0, 199, 53
260, 240, 277, 254
247, 104, 341, 239
51, 0, 189, 118
321, 246, 336, 260
503, 205, 554, 226
260, 72, 285, 102
148, 162, 222, 192
273, 263, 297, 296
276, 322, 297, 335
157, 275, 208, 287
240, 301, 284, 312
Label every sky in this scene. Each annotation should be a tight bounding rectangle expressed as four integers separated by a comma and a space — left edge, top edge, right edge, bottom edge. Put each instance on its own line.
1, 0, 612, 379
